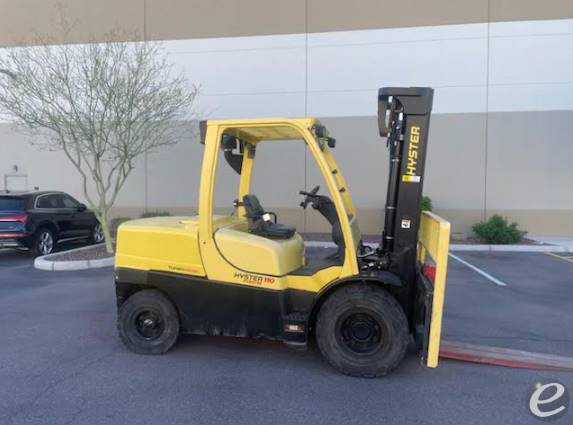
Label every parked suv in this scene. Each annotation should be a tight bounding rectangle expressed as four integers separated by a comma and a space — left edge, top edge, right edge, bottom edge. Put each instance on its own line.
0, 191, 103, 256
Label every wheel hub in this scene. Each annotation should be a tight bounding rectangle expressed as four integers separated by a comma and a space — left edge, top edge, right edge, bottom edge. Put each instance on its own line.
135, 311, 164, 340
94, 224, 104, 243
351, 321, 373, 340
143, 318, 155, 328
339, 313, 382, 354
39, 232, 53, 255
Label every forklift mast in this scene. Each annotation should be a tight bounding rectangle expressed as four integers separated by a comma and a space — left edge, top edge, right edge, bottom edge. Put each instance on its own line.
377, 87, 434, 286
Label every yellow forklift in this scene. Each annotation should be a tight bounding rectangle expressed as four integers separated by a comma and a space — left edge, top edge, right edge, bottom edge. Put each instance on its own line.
114, 87, 450, 377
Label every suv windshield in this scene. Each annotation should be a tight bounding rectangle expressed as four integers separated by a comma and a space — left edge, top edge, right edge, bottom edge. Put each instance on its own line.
0, 197, 26, 211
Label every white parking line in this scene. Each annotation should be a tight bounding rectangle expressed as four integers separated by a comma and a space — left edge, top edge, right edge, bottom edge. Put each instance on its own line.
448, 253, 508, 287
545, 251, 573, 264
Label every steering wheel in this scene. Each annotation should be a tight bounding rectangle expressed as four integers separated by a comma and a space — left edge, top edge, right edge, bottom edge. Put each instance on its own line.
299, 185, 320, 209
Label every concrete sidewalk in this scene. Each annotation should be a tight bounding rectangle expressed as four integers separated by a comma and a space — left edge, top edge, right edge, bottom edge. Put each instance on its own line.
306, 239, 572, 252
528, 236, 573, 252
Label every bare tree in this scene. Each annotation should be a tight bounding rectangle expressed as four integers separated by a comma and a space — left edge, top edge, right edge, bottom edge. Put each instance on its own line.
0, 37, 198, 253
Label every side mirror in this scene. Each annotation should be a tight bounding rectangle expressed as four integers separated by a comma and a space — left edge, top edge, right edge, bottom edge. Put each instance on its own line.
222, 134, 238, 151
221, 134, 244, 174
314, 125, 328, 138
77, 203, 87, 212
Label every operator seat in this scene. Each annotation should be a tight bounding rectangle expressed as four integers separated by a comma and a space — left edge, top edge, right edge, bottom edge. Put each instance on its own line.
243, 194, 295, 239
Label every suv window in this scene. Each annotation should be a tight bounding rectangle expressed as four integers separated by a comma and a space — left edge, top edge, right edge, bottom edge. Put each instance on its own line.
0, 196, 26, 211
61, 195, 79, 209
36, 194, 60, 209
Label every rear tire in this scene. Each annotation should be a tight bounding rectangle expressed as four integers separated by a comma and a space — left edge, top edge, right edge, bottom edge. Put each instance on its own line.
31, 228, 55, 257
118, 289, 180, 355
316, 284, 409, 378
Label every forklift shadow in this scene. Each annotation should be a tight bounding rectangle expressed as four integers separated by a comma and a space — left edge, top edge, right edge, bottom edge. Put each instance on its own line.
179, 333, 345, 371
175, 333, 324, 361
173, 333, 421, 377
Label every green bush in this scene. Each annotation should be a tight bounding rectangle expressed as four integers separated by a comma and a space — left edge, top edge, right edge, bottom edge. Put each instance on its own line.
110, 216, 132, 236
472, 214, 526, 244
140, 210, 172, 218
420, 196, 433, 212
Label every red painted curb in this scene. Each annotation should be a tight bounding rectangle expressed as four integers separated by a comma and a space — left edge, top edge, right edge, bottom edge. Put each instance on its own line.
439, 340, 573, 372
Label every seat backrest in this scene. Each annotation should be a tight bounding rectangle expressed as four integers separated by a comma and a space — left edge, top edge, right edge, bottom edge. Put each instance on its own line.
243, 194, 265, 219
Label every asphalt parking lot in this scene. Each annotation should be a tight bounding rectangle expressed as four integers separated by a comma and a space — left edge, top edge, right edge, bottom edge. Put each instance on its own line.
0, 249, 572, 425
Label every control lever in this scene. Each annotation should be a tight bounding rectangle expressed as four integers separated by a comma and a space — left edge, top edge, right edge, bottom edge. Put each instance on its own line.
299, 185, 321, 209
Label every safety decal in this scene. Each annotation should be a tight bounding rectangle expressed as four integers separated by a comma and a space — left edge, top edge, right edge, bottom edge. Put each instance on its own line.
168, 265, 200, 274
402, 175, 421, 183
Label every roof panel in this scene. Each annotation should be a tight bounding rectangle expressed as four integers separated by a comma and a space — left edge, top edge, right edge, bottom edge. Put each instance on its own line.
206, 117, 319, 142
225, 125, 304, 141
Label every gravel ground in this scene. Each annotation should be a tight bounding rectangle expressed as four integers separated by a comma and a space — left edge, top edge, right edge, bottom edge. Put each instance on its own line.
46, 243, 114, 261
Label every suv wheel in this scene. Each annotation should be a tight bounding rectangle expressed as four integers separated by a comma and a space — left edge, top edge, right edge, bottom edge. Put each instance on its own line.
32, 228, 55, 256
91, 223, 104, 244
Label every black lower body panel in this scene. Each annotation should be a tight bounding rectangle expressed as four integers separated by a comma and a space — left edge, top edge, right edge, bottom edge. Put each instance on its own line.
115, 268, 316, 344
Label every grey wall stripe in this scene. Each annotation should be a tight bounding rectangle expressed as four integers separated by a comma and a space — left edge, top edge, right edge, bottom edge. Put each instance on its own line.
1, 0, 573, 47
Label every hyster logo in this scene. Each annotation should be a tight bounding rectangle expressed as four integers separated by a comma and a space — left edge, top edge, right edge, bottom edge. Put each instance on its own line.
406, 126, 420, 175
403, 126, 421, 183
234, 272, 275, 285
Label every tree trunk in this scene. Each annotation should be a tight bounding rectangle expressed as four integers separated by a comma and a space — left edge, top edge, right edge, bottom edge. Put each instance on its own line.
97, 209, 114, 254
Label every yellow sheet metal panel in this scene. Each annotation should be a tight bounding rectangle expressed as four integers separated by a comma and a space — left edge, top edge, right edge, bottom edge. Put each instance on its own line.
115, 216, 205, 276
283, 265, 343, 293
210, 214, 237, 232
214, 220, 305, 276
418, 211, 451, 368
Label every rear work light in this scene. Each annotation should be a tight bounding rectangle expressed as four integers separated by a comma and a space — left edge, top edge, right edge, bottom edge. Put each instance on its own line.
0, 213, 28, 223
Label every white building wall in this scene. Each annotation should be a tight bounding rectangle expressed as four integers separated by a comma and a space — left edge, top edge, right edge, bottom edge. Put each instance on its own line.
1, 19, 573, 234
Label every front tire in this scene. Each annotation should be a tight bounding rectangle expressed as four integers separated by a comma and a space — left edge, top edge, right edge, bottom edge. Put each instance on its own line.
118, 290, 180, 355
32, 228, 55, 256
316, 284, 409, 378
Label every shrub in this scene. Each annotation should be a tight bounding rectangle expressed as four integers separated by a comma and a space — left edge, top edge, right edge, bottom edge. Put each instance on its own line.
472, 214, 526, 244
420, 196, 433, 212
140, 210, 172, 218
110, 216, 132, 236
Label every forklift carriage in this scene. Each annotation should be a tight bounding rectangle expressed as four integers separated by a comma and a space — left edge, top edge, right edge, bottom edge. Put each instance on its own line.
114, 87, 450, 377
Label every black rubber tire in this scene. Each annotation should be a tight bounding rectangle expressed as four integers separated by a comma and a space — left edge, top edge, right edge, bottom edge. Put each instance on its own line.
316, 284, 409, 378
31, 228, 55, 257
118, 289, 180, 355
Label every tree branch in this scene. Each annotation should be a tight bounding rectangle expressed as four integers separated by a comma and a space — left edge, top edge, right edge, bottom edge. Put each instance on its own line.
0, 31, 197, 253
